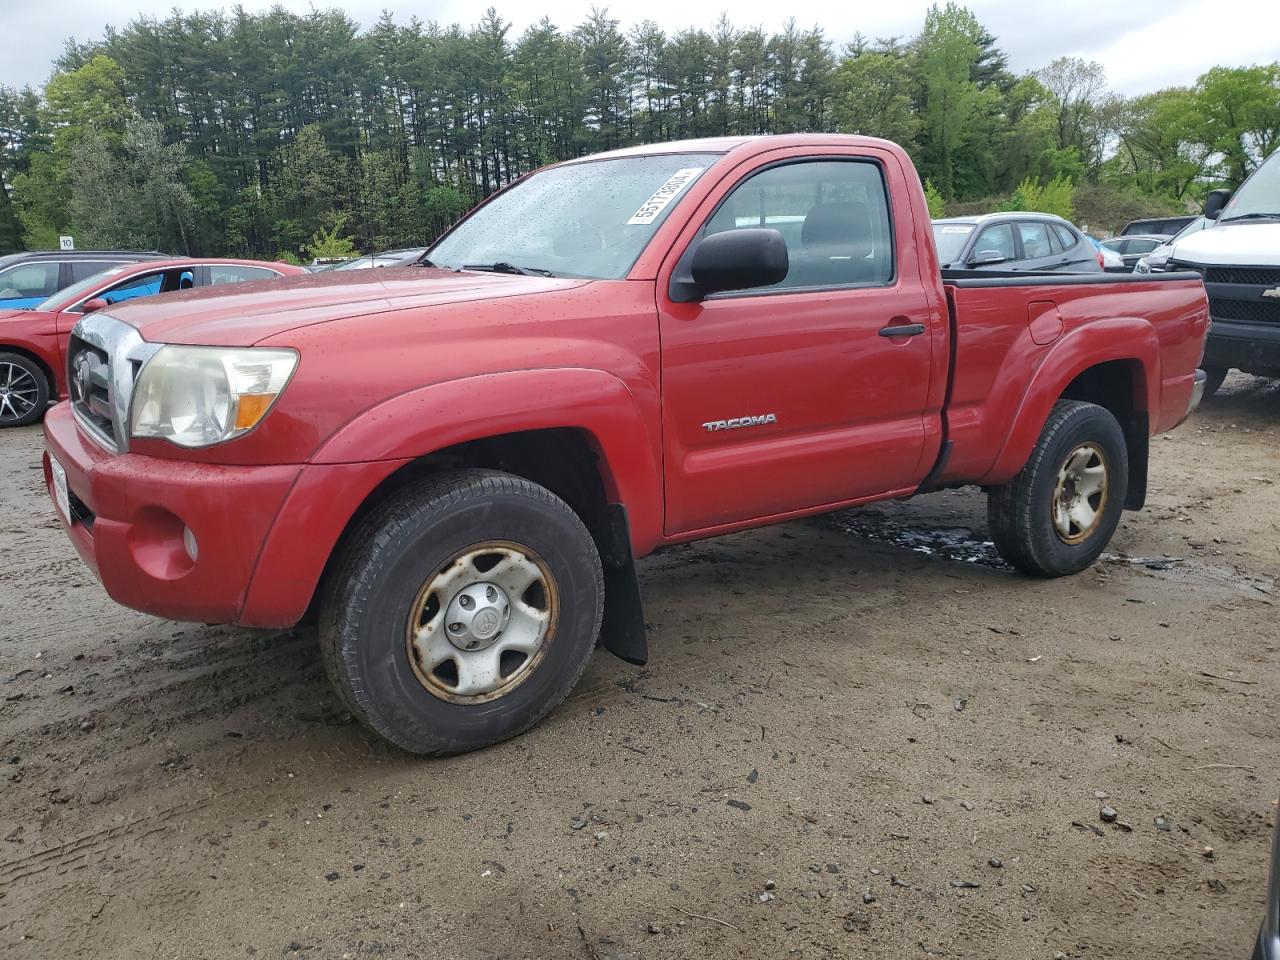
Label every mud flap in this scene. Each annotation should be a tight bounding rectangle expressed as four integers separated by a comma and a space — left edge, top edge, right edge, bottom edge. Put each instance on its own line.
597, 504, 648, 666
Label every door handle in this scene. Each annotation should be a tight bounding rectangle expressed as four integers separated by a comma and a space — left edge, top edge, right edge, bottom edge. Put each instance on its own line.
878, 323, 926, 338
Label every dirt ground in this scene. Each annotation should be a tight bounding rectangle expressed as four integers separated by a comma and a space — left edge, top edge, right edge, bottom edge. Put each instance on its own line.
2, 375, 1278, 960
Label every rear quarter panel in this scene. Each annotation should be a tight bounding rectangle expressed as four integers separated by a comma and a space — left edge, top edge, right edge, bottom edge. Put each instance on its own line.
939, 274, 1208, 486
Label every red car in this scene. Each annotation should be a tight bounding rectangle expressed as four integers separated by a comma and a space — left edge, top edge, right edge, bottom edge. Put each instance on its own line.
43, 135, 1210, 754
0, 257, 305, 426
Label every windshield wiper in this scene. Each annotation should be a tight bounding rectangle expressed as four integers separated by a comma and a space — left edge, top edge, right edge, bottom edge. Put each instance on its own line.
1219, 212, 1280, 223
460, 261, 555, 278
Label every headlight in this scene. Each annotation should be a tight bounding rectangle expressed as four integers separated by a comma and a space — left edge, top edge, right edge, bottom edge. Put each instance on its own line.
129, 345, 298, 447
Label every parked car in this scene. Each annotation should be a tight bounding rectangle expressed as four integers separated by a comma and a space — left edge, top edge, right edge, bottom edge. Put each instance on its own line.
1119, 215, 1197, 237
932, 212, 1102, 272
0, 258, 305, 426
322, 248, 429, 271
44, 134, 1208, 755
1168, 149, 1280, 397
1086, 235, 1127, 272
1100, 234, 1168, 271
1134, 217, 1210, 273
0, 250, 168, 310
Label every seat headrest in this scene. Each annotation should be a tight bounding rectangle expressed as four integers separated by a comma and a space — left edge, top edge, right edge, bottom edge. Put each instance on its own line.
802, 201, 873, 250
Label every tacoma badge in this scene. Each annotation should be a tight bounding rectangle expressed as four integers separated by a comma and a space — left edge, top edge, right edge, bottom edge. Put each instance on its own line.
702, 413, 778, 432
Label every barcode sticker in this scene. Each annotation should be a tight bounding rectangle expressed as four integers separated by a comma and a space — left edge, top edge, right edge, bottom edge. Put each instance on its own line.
626, 168, 705, 225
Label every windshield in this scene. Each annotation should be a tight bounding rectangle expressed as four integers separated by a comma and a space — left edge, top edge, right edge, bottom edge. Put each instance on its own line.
429, 154, 719, 279
34, 264, 130, 311
1220, 150, 1280, 221
932, 223, 975, 264
1171, 216, 1207, 241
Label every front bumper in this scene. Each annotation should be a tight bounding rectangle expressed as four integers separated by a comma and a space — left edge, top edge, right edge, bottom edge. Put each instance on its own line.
43, 403, 410, 627
1204, 319, 1280, 375
43, 402, 301, 624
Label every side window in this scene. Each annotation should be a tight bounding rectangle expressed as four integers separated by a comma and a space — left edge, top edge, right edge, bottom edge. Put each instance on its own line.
0, 262, 60, 300
973, 223, 1016, 262
1044, 225, 1063, 255
70, 260, 117, 283
703, 159, 893, 289
100, 271, 166, 306
1127, 238, 1160, 254
1018, 222, 1052, 259
1052, 225, 1078, 250
208, 265, 279, 285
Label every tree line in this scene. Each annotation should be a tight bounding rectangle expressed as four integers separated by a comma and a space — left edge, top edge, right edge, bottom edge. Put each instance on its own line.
0, 3, 1277, 258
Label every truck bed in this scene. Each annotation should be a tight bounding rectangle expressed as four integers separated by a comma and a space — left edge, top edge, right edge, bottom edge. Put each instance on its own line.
934, 269, 1208, 488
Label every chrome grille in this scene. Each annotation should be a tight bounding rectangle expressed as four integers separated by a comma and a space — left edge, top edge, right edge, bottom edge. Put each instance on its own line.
1210, 297, 1280, 325
67, 313, 162, 453
67, 336, 114, 443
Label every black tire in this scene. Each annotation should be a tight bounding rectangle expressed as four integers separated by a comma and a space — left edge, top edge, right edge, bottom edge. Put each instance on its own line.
1200, 365, 1229, 399
0, 351, 50, 428
319, 469, 604, 755
988, 400, 1129, 577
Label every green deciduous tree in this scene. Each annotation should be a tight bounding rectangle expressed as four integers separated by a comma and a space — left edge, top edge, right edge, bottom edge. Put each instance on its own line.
916, 3, 983, 198
1193, 64, 1280, 186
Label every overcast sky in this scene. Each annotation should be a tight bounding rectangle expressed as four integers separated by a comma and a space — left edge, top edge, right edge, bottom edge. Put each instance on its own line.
1, 0, 1276, 95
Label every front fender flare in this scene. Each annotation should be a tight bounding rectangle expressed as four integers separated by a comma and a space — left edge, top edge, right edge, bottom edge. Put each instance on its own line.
311, 367, 664, 554
981, 317, 1159, 487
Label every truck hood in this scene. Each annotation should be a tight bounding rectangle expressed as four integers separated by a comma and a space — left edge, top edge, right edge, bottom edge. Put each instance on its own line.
1171, 221, 1280, 267
99, 266, 591, 346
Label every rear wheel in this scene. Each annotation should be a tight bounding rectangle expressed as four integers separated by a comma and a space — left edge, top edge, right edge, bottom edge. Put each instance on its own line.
319, 469, 604, 755
0, 352, 49, 427
988, 400, 1128, 577
1200, 365, 1229, 399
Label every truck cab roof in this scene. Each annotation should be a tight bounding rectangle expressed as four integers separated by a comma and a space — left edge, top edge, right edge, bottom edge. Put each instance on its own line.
562, 133, 903, 164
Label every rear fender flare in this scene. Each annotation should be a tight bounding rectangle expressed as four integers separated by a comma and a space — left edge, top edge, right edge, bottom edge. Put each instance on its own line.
311, 367, 664, 553
981, 317, 1158, 486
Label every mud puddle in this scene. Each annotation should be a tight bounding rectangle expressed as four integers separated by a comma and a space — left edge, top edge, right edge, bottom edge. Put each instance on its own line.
825, 506, 1008, 567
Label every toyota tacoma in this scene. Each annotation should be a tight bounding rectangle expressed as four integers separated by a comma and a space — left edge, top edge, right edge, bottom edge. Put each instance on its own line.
43, 134, 1210, 754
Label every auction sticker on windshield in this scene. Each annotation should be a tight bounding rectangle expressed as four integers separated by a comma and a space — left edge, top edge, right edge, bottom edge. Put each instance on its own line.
50, 456, 70, 524
627, 168, 705, 225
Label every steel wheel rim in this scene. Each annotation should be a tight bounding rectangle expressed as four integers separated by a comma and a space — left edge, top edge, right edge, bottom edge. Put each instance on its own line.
0, 361, 39, 423
1052, 443, 1110, 544
405, 540, 558, 703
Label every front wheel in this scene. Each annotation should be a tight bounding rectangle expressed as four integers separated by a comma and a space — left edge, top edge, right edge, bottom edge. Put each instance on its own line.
319, 469, 605, 755
1200, 365, 1229, 399
0, 352, 50, 427
988, 400, 1129, 577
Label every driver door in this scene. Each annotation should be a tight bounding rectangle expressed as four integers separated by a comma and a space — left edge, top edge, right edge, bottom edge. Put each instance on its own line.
656, 148, 943, 535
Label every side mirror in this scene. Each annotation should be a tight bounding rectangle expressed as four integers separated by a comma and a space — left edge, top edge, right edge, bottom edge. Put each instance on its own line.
967, 250, 1007, 266
1204, 189, 1232, 220
80, 298, 108, 314
670, 228, 788, 302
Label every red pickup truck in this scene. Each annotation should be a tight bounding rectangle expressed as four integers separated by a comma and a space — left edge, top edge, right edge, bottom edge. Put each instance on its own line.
42, 135, 1209, 755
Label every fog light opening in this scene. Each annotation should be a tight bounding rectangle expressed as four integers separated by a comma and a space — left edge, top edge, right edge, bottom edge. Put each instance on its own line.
183, 526, 199, 563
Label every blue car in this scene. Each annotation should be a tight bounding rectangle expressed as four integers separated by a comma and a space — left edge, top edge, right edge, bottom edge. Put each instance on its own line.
0, 250, 168, 310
